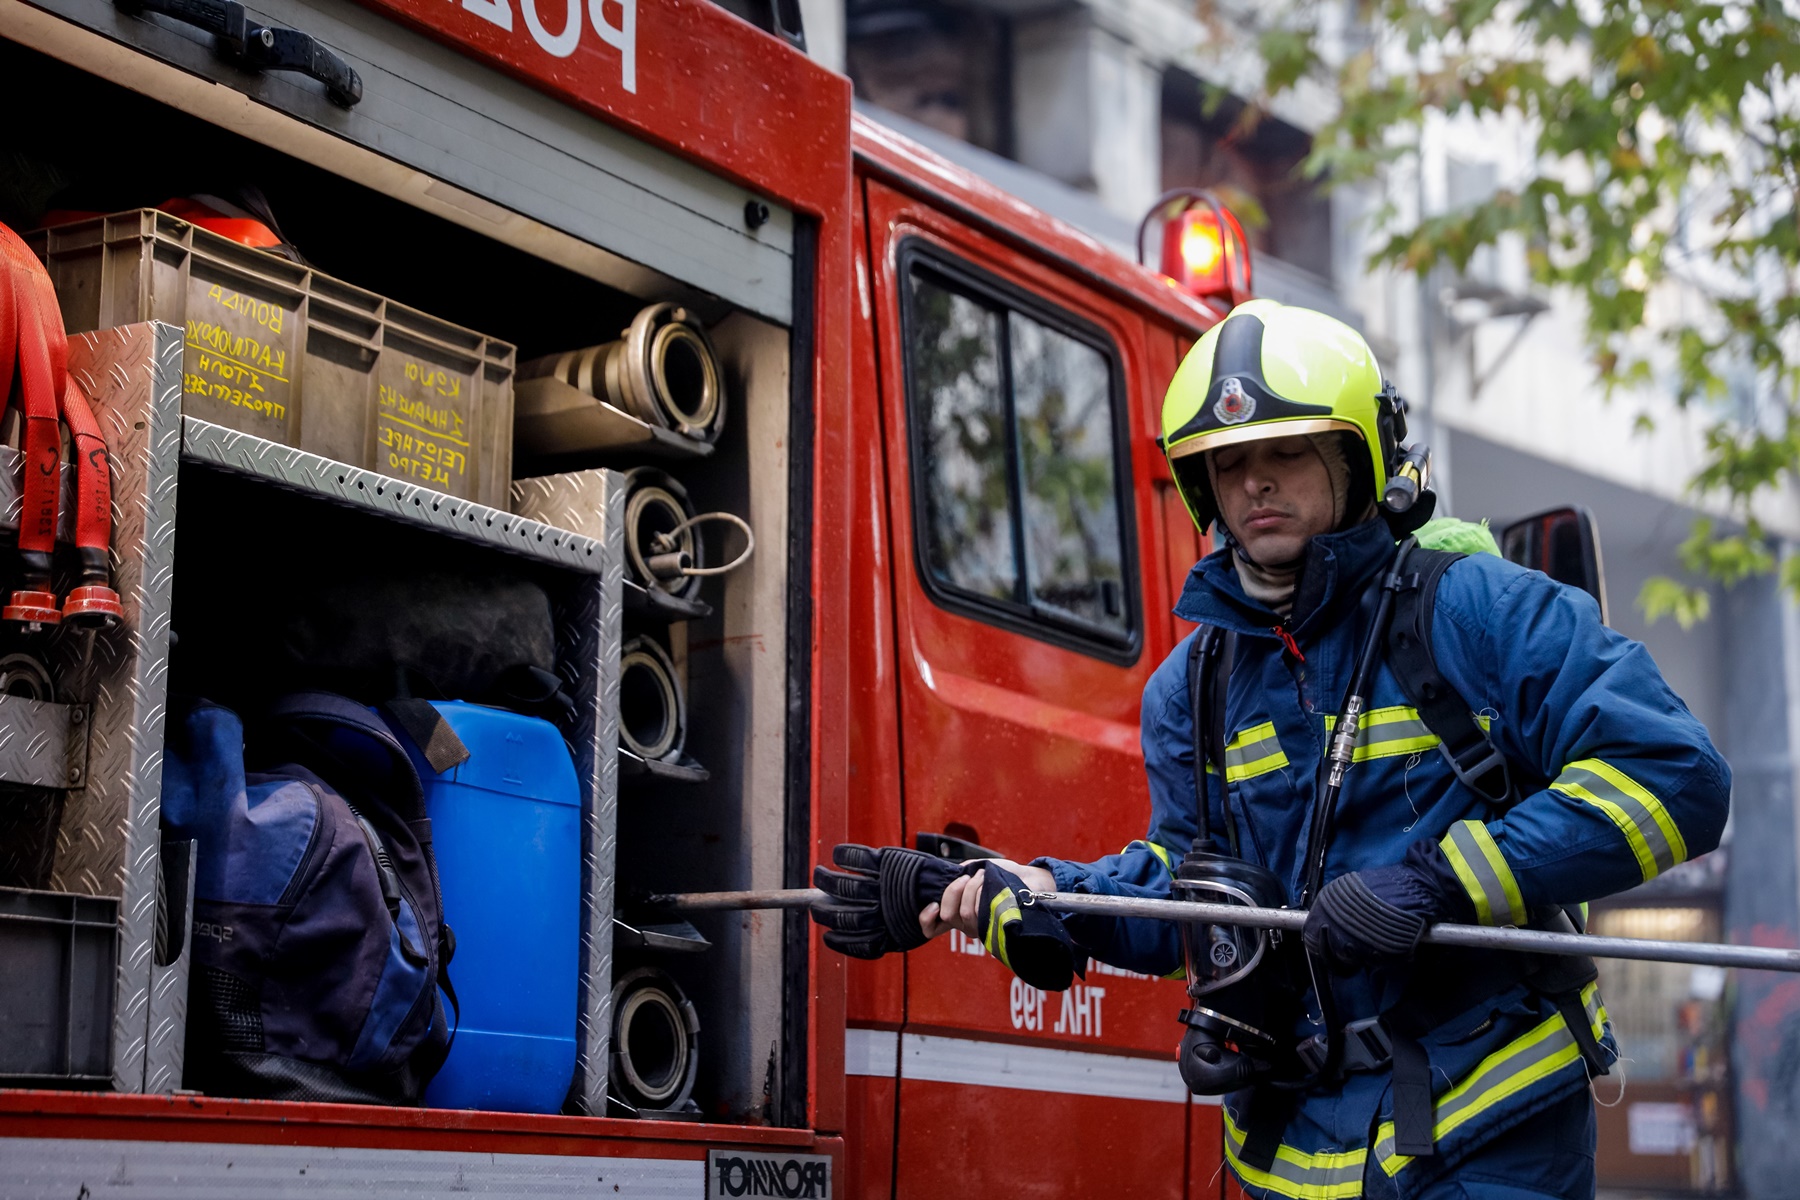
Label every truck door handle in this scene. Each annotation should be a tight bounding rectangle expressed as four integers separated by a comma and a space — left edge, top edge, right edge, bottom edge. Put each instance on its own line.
116, 0, 363, 107
915, 831, 1005, 862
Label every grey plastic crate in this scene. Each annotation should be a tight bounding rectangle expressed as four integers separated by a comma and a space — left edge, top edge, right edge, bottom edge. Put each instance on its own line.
29, 210, 516, 509
0, 887, 118, 1086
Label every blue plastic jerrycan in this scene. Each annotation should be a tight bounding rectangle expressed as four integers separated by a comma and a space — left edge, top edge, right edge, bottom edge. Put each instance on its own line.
391, 701, 581, 1113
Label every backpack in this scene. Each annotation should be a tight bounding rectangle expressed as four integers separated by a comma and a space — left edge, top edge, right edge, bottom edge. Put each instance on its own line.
161, 692, 456, 1105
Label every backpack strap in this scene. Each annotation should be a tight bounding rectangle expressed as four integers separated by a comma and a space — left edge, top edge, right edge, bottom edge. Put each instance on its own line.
1187, 626, 1238, 854
263, 691, 433, 818
1383, 549, 1513, 806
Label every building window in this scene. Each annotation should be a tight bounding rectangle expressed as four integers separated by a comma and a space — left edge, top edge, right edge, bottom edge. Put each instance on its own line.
903, 248, 1136, 655
846, 0, 1012, 156
1160, 69, 1332, 280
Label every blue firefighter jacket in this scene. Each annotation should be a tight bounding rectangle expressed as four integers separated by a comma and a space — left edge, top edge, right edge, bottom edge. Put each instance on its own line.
1035, 517, 1730, 1199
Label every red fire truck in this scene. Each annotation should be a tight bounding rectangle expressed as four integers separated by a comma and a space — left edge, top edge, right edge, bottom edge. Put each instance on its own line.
0, 0, 1242, 1191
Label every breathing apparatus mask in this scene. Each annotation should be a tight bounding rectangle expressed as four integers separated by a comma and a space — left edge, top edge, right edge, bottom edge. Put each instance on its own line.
1172, 847, 1305, 1094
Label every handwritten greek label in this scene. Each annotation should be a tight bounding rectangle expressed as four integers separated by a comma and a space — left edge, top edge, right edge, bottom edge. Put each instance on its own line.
183, 373, 288, 420
404, 360, 463, 399
378, 368, 474, 494
205, 284, 285, 333
182, 299, 293, 431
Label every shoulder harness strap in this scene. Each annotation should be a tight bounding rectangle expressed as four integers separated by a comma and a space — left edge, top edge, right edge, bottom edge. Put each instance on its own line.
1187, 626, 1239, 854
1383, 549, 1512, 806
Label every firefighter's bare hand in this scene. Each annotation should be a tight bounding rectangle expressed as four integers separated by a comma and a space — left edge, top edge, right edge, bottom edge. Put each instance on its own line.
918, 859, 1056, 940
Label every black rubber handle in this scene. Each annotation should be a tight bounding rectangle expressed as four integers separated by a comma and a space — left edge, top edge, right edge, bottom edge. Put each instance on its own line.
116, 0, 362, 107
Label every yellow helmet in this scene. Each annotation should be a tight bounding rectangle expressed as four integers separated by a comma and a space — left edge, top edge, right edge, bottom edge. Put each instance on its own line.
1162, 299, 1405, 532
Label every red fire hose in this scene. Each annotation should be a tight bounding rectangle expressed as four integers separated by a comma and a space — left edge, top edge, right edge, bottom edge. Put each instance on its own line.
0, 221, 123, 630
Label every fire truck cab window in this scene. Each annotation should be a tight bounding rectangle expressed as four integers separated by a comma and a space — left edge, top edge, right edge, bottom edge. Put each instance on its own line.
909, 280, 1016, 602
905, 258, 1134, 653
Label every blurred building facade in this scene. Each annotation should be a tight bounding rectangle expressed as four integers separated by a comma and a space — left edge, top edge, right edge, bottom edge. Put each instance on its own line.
797, 0, 1800, 1191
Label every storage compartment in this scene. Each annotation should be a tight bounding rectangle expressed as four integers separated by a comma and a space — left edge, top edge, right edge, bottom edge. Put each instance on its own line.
0, 32, 806, 1126
0, 888, 118, 1086
29, 210, 517, 509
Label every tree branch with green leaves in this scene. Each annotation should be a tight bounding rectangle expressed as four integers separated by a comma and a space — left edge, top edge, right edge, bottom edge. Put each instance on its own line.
1213, 0, 1800, 623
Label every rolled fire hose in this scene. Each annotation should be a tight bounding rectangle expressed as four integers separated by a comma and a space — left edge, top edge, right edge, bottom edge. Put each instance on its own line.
519, 303, 726, 443
0, 653, 54, 701
610, 966, 700, 1111
623, 467, 755, 602
0, 221, 123, 631
619, 636, 686, 762
646, 886, 1800, 975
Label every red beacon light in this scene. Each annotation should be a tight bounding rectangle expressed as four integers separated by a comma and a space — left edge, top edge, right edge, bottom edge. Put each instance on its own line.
1136, 189, 1253, 309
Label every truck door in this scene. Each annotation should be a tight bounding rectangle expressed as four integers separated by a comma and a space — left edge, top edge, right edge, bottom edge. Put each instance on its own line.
861, 178, 1195, 1199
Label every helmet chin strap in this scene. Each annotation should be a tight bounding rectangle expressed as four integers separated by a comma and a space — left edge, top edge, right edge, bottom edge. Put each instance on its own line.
1216, 522, 1306, 573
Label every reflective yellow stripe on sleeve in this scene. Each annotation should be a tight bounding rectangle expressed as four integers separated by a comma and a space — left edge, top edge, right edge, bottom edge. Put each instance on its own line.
1205, 721, 1289, 783
1373, 982, 1607, 1178
984, 888, 1020, 971
1440, 820, 1527, 927
1550, 758, 1688, 881
1224, 1108, 1366, 1199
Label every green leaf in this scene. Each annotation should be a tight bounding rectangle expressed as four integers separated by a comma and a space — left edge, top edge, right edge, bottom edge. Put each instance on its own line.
1218, 0, 1800, 632
1639, 577, 1712, 629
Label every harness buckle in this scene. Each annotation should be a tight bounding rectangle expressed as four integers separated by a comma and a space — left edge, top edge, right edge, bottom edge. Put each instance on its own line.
1340, 1017, 1393, 1073
1440, 736, 1512, 804
1294, 1017, 1393, 1079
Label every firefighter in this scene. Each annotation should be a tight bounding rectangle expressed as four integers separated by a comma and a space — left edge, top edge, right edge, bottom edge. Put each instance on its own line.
920, 300, 1731, 1200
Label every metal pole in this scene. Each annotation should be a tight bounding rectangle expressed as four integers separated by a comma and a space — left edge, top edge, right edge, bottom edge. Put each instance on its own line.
650, 887, 826, 912
1022, 890, 1800, 973
650, 886, 1800, 974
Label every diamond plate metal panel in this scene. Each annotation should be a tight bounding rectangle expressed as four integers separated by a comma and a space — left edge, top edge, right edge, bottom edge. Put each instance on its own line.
514, 470, 623, 1115
0, 694, 87, 788
184, 418, 604, 574
143, 839, 196, 1094
44, 322, 184, 1094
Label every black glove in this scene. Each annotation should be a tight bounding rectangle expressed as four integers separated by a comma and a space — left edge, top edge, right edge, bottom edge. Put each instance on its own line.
1302, 841, 1467, 968
966, 861, 1086, 992
811, 844, 960, 960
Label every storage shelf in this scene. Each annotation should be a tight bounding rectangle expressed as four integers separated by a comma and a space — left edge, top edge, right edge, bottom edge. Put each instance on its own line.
180, 418, 605, 574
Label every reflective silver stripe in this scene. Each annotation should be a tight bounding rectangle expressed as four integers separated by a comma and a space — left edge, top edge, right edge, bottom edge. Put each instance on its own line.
844, 1028, 899, 1076
1551, 760, 1685, 879
1322, 705, 1492, 762
843, 1030, 1199, 1104
1442, 820, 1526, 927
1374, 985, 1605, 1176
1223, 721, 1288, 782
1224, 1110, 1366, 1199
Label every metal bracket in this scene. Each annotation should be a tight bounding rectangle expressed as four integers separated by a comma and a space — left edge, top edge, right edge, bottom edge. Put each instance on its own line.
0, 694, 89, 789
